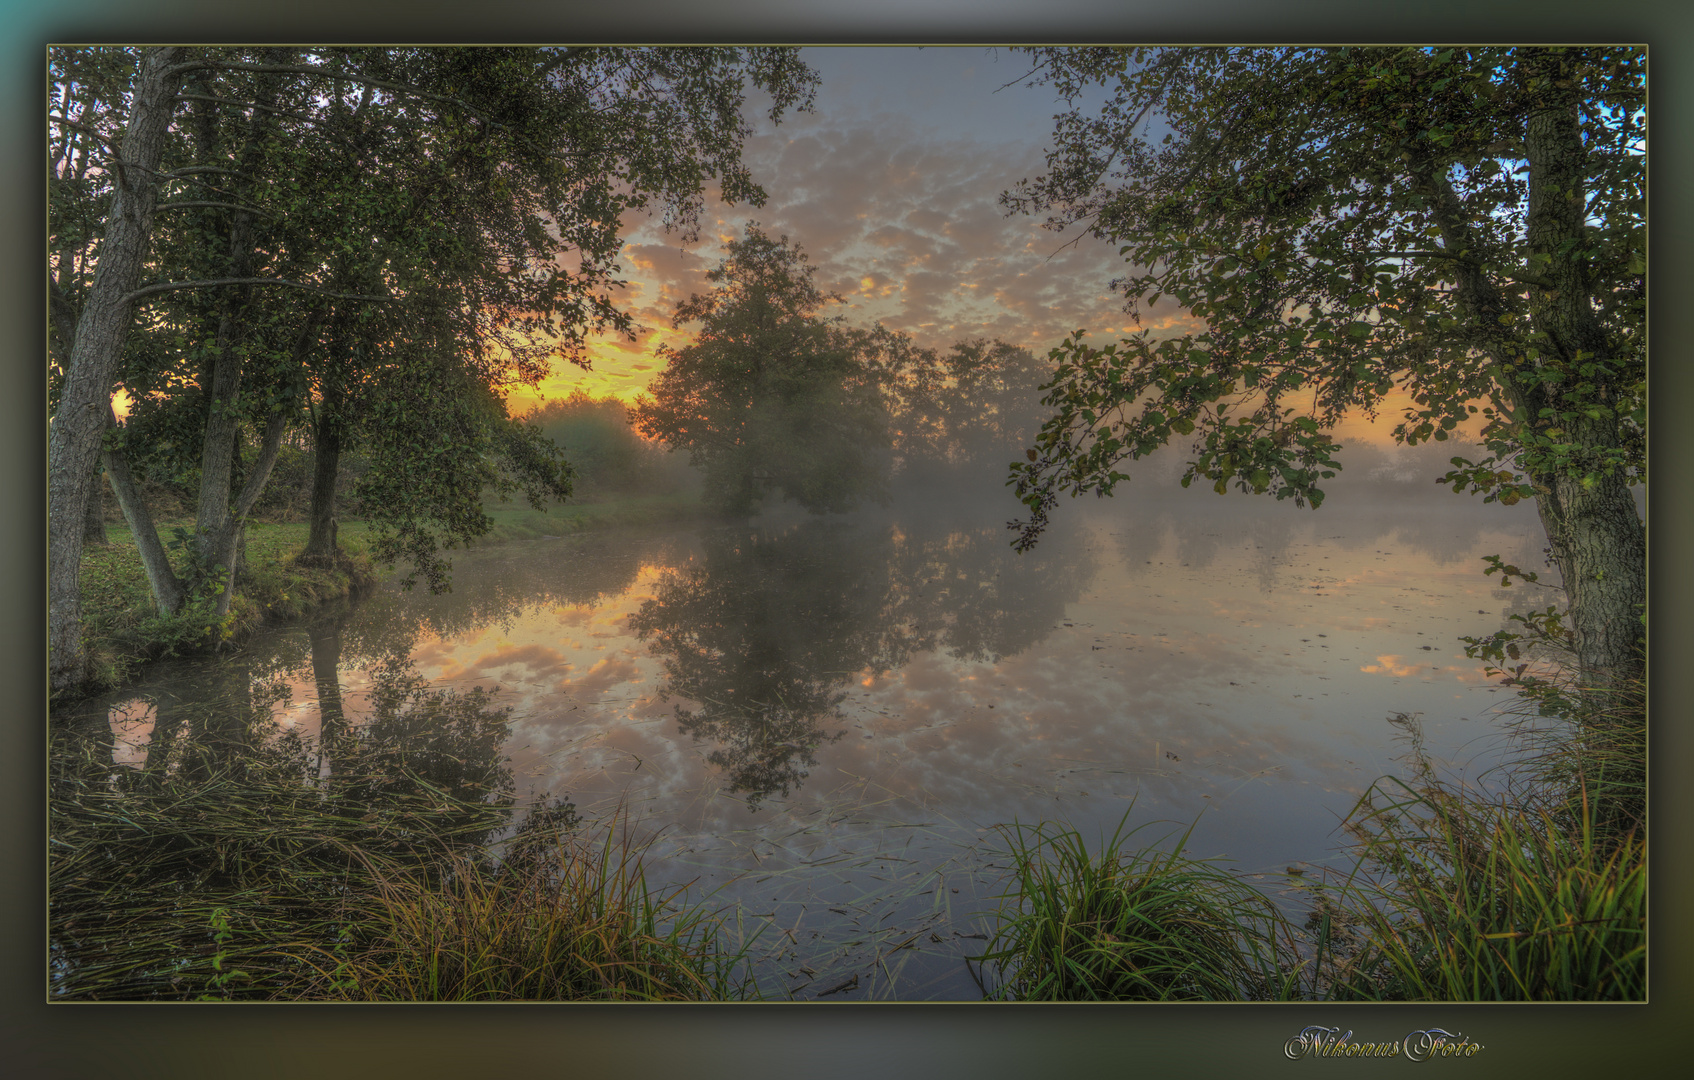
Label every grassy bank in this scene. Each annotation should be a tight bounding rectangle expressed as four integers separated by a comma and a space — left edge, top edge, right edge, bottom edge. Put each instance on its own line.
48, 726, 748, 1002
475, 489, 707, 542
50, 692, 1642, 1002
973, 697, 1646, 1002
73, 520, 379, 695
68, 489, 707, 698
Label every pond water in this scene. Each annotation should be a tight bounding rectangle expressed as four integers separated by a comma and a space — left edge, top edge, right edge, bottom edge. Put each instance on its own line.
61, 443, 1559, 1000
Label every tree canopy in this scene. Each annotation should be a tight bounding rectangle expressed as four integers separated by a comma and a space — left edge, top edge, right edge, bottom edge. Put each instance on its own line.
633, 225, 891, 515
1002, 46, 1645, 686
48, 46, 819, 690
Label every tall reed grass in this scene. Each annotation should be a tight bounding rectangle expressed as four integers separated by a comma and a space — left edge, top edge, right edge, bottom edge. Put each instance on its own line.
312, 821, 753, 1002
975, 813, 1297, 1001
1315, 704, 1646, 1001
976, 687, 1645, 1003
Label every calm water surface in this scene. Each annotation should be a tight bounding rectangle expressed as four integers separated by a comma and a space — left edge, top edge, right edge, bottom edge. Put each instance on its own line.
68, 457, 1556, 999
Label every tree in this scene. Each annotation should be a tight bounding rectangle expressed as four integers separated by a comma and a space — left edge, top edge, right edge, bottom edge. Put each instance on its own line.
526, 390, 670, 495
48, 47, 820, 690
886, 338, 1052, 482
49, 46, 186, 691
634, 225, 891, 515
1002, 47, 1645, 690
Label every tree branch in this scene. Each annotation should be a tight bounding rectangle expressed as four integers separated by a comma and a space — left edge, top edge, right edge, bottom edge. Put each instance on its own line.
156, 200, 277, 218
169, 58, 498, 127
124, 277, 393, 304
1370, 249, 1556, 289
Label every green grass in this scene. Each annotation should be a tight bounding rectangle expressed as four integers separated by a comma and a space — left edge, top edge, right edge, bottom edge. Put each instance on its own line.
70, 489, 707, 698
74, 520, 377, 693
477, 489, 707, 542
977, 700, 1646, 1003
320, 817, 753, 1002
1313, 705, 1647, 1002
975, 811, 1298, 1001
48, 728, 749, 1002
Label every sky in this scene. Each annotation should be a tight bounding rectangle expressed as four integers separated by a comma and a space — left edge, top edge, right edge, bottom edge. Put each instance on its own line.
518, 47, 1162, 412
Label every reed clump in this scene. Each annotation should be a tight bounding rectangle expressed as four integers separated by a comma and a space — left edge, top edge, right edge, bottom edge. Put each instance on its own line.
313, 827, 749, 1002
978, 666, 1645, 1003
976, 813, 1297, 1001
1315, 698, 1646, 1002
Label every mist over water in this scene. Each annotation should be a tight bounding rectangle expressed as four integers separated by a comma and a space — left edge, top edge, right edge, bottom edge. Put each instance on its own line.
65, 437, 1563, 999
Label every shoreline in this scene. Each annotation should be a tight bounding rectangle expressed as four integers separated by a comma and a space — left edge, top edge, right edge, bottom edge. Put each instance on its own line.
54, 490, 710, 706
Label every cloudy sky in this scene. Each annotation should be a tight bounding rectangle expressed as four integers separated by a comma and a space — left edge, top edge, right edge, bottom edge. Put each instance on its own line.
521, 47, 1160, 410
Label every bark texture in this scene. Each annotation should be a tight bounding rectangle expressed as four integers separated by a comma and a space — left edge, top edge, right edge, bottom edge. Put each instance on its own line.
48, 46, 185, 690
82, 473, 108, 545
1517, 48, 1646, 689
300, 417, 343, 563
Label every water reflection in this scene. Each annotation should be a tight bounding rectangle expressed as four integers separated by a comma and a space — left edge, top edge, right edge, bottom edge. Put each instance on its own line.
54, 469, 1567, 998
66, 626, 519, 855
629, 516, 1097, 808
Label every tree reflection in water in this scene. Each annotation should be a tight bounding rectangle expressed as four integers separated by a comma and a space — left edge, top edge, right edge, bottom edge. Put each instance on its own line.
631, 514, 1096, 808
49, 639, 527, 999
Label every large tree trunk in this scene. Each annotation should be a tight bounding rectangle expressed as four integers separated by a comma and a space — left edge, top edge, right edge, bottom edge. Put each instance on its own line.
192, 214, 258, 596
1530, 434, 1646, 689
47, 47, 185, 691
82, 472, 108, 546
1519, 48, 1647, 692
191, 59, 299, 620
300, 415, 343, 564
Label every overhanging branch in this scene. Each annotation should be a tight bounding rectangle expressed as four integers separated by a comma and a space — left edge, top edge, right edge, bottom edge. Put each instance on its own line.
124, 277, 394, 305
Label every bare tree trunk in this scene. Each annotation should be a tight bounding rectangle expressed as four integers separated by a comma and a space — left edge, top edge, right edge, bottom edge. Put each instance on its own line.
48, 47, 185, 691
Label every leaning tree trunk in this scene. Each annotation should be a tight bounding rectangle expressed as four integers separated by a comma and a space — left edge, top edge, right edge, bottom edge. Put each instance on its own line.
47, 46, 185, 691
203, 410, 292, 619
1520, 48, 1647, 694
101, 405, 186, 615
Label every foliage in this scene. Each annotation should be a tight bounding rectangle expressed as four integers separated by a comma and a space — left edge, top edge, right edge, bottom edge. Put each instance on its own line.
48, 47, 820, 682
525, 390, 676, 495
1001, 46, 1645, 681
634, 225, 891, 515
1322, 769, 1645, 1001
353, 369, 570, 594
882, 337, 1053, 480
976, 811, 1296, 1001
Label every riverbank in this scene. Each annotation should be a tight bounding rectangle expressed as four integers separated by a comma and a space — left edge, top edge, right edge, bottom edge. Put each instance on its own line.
49, 699, 1643, 1003
977, 692, 1646, 1003
62, 489, 708, 702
